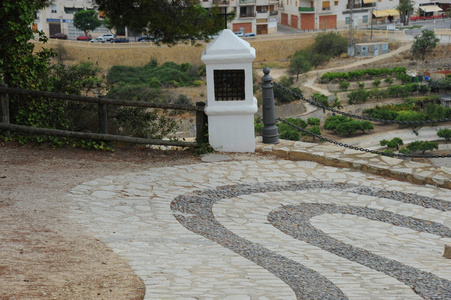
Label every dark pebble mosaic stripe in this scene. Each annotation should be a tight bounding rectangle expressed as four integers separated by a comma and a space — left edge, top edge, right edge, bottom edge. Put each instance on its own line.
171, 181, 451, 300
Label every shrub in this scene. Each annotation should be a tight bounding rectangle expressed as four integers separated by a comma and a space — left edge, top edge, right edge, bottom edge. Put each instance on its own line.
277, 118, 307, 141
372, 79, 381, 87
193, 80, 203, 87
437, 128, 451, 142
405, 140, 439, 154
149, 77, 161, 88
324, 115, 373, 135
380, 137, 404, 150
274, 86, 302, 104
307, 118, 320, 126
340, 81, 350, 90
347, 89, 369, 104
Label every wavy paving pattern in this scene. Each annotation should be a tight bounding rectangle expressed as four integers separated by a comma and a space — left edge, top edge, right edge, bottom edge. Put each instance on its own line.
69, 160, 451, 299
172, 181, 451, 300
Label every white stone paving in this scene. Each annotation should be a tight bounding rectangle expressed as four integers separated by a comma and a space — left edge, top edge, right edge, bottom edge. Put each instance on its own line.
68, 159, 451, 299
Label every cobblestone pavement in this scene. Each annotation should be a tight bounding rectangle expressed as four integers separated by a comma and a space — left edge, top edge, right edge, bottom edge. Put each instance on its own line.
68, 145, 451, 300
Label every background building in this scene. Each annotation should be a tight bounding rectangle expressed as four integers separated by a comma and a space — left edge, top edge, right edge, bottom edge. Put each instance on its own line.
278, 0, 448, 32
201, 0, 279, 34
33, 0, 109, 39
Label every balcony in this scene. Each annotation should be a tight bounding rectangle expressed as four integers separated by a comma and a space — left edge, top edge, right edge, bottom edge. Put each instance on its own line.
269, 10, 278, 16
240, 12, 257, 18
240, 0, 256, 5
298, 7, 314, 12
212, 0, 230, 5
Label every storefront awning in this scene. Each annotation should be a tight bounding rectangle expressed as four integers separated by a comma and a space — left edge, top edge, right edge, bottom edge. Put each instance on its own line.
373, 10, 390, 18
385, 9, 400, 16
363, 0, 375, 4
420, 5, 443, 12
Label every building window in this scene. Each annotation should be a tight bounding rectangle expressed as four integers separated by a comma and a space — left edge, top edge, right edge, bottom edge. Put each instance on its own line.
322, 1, 330, 10
334, 1, 338, 5
363, 15, 368, 23
51, 5, 57, 13
345, 17, 350, 24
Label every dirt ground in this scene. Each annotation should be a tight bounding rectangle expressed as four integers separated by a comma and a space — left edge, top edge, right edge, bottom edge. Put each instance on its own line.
0, 143, 201, 300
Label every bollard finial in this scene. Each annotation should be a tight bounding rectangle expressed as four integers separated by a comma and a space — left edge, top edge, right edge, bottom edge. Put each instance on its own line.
262, 67, 272, 83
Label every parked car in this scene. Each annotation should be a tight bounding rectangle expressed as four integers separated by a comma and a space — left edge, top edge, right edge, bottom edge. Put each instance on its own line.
90, 37, 108, 43
77, 34, 92, 41
112, 37, 129, 43
138, 35, 155, 42
244, 33, 256, 38
233, 31, 244, 37
49, 33, 68, 39
98, 33, 115, 42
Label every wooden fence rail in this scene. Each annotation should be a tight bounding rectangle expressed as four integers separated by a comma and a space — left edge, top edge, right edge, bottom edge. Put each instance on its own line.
0, 85, 207, 147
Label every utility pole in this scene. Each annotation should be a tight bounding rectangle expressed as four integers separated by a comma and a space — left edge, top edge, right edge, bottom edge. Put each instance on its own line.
348, 0, 355, 56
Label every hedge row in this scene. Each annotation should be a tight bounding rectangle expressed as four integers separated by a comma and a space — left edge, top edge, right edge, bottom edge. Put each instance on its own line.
321, 67, 407, 82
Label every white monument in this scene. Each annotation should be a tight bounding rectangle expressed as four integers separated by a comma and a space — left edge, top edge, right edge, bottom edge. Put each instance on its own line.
201, 29, 257, 152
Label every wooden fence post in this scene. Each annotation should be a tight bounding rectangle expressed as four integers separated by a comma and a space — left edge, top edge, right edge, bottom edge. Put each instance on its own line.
0, 84, 10, 136
195, 101, 207, 144
98, 101, 107, 134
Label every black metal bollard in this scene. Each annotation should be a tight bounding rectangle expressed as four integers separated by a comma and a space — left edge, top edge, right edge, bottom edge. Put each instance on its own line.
261, 67, 279, 144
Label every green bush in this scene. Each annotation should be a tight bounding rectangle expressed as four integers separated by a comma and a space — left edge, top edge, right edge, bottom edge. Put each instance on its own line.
277, 118, 308, 141
339, 81, 350, 90
324, 115, 373, 135
372, 79, 381, 87
107, 60, 202, 87
404, 140, 439, 154
274, 86, 302, 104
437, 128, 451, 142
380, 137, 404, 150
307, 117, 320, 126
347, 89, 369, 104
149, 77, 161, 88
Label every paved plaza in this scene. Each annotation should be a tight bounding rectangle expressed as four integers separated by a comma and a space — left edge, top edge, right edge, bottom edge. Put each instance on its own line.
67, 147, 451, 299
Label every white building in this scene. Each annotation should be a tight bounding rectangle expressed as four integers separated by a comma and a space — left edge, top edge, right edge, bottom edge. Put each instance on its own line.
33, 0, 109, 39
201, 0, 280, 34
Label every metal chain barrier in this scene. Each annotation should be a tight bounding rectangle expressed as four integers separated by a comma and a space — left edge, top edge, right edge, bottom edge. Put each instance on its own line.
274, 82, 451, 125
277, 118, 451, 159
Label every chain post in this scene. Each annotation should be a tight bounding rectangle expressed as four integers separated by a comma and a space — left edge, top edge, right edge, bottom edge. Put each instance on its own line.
261, 67, 279, 144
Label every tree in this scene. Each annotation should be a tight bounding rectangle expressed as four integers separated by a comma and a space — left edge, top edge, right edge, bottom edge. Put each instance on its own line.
405, 140, 439, 154
0, 0, 68, 145
437, 128, 451, 142
289, 50, 312, 81
411, 29, 440, 61
395, 110, 426, 134
94, 0, 227, 45
0, 0, 54, 88
73, 10, 102, 37
396, 0, 414, 25
312, 32, 348, 58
